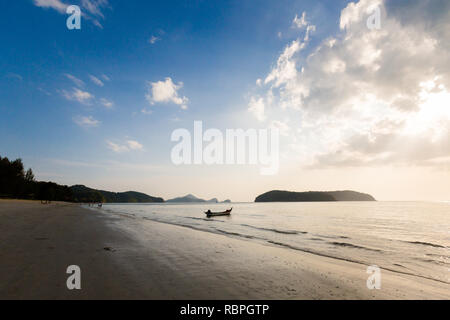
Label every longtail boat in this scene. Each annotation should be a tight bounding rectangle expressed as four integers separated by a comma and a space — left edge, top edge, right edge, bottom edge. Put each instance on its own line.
204, 207, 232, 217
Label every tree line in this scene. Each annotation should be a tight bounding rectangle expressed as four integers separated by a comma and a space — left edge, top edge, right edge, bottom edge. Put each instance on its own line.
0, 155, 102, 202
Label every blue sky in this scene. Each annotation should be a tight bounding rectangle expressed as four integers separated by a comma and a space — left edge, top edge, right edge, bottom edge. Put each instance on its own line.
1, 0, 450, 201
0, 1, 343, 158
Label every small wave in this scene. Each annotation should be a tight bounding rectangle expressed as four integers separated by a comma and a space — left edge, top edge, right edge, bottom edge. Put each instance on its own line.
328, 242, 382, 252
240, 224, 307, 235
268, 240, 297, 249
315, 234, 350, 240
393, 263, 406, 268
186, 216, 224, 223
214, 229, 256, 239
426, 253, 450, 259
414, 258, 450, 266
265, 240, 372, 264
107, 208, 450, 286
111, 212, 136, 219
405, 241, 445, 248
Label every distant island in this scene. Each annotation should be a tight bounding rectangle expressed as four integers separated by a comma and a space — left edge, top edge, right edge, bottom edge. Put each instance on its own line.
70, 185, 164, 203
167, 194, 221, 203
2, 155, 370, 204
255, 190, 376, 202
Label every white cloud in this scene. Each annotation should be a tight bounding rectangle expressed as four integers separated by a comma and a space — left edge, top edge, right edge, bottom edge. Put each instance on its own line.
148, 29, 165, 44
89, 75, 104, 87
149, 35, 160, 44
81, 0, 107, 18
339, 0, 382, 30
141, 108, 153, 115
81, 0, 110, 27
248, 97, 266, 122
62, 88, 94, 105
64, 73, 84, 87
107, 141, 128, 153
303, 24, 316, 41
100, 98, 113, 108
73, 115, 100, 127
107, 140, 144, 153
146, 77, 189, 109
38, 87, 52, 96
33, 0, 68, 13
323, 58, 346, 74
33, 0, 109, 28
264, 39, 305, 87
127, 140, 143, 150
270, 120, 290, 136
292, 12, 307, 29
251, 0, 450, 169
72, 89, 93, 103
6, 73, 23, 81
92, 20, 103, 29
101, 74, 110, 81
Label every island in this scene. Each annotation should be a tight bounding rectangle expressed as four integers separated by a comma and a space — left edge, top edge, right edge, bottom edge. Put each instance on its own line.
166, 194, 224, 203
70, 185, 164, 203
254, 190, 376, 202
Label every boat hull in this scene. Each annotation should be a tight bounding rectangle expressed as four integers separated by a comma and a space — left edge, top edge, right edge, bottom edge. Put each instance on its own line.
205, 212, 231, 217
204, 208, 232, 217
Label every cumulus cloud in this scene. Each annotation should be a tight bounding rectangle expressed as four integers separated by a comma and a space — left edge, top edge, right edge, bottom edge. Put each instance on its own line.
264, 39, 305, 87
107, 140, 144, 153
146, 77, 188, 110
250, 0, 450, 169
270, 120, 290, 136
73, 115, 100, 127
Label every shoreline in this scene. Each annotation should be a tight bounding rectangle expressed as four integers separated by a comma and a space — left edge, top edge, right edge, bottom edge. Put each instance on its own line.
0, 200, 448, 299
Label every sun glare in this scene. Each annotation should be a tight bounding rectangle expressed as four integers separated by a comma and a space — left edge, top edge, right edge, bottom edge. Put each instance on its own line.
402, 80, 450, 139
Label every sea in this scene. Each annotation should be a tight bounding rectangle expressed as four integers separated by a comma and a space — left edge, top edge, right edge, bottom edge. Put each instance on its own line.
99, 201, 450, 284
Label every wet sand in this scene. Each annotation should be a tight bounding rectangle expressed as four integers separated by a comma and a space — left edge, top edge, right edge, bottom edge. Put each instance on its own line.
0, 200, 448, 299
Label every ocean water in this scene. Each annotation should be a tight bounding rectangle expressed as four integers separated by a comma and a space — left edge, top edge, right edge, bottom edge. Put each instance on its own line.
99, 201, 450, 284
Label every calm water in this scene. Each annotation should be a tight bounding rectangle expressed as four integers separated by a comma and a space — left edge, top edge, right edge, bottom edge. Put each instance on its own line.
99, 202, 450, 284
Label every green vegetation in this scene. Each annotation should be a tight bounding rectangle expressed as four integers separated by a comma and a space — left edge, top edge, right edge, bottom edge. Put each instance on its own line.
255, 190, 376, 202
0, 155, 164, 203
0, 156, 72, 201
70, 185, 164, 203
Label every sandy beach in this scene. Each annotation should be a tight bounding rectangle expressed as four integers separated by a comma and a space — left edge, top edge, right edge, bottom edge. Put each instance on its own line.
0, 200, 448, 300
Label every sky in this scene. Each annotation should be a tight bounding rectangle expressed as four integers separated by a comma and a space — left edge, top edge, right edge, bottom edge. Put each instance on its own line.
1, 0, 450, 202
